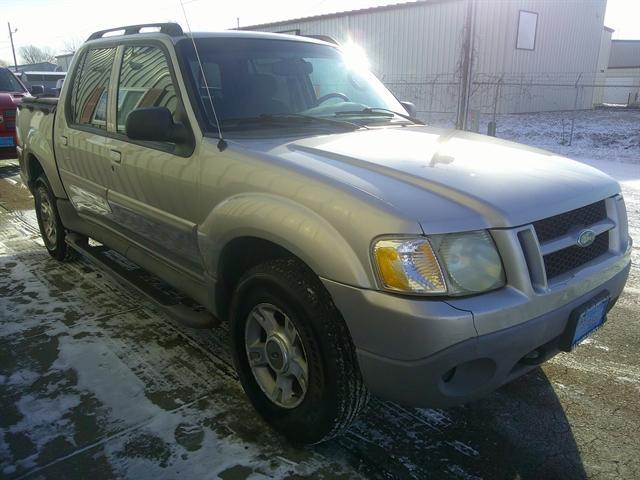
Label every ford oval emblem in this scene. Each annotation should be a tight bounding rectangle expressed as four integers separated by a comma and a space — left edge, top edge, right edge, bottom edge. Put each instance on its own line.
577, 229, 596, 248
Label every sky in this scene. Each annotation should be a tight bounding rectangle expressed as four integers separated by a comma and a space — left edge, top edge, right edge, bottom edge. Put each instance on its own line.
1, 0, 638, 65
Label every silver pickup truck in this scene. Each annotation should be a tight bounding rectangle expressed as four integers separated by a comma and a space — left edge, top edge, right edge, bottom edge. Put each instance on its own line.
17, 23, 631, 444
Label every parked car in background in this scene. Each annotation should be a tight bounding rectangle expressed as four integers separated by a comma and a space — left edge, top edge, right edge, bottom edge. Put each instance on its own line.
0, 67, 29, 159
16, 24, 631, 444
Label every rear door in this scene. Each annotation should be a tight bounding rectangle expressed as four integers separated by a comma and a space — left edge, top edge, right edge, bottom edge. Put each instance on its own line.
106, 42, 203, 274
54, 47, 117, 222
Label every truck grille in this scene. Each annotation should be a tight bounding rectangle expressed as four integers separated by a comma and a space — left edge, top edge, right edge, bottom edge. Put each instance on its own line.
543, 233, 609, 279
533, 200, 607, 243
533, 200, 610, 280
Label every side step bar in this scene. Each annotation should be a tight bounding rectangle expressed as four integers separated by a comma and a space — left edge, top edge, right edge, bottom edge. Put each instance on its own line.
66, 233, 218, 329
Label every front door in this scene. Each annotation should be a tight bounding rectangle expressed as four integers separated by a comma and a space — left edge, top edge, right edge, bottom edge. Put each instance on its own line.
106, 44, 202, 274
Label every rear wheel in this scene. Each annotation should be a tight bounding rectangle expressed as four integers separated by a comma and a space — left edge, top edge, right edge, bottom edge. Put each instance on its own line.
34, 175, 78, 261
230, 258, 369, 444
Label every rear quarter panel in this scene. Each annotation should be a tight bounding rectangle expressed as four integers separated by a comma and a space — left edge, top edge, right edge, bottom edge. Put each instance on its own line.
17, 102, 67, 198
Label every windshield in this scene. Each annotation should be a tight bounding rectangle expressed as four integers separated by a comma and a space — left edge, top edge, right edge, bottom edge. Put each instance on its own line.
0, 68, 26, 93
177, 37, 408, 132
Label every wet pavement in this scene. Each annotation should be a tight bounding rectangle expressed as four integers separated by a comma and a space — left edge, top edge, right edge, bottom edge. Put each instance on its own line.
1, 158, 639, 479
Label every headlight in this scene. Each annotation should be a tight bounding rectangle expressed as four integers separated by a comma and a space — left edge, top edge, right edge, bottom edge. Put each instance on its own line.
372, 231, 505, 295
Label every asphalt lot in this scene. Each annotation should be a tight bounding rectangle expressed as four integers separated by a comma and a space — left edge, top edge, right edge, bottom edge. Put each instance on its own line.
0, 157, 639, 480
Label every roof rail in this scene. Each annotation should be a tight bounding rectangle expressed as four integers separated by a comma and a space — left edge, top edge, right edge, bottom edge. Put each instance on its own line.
302, 34, 340, 45
87, 23, 184, 41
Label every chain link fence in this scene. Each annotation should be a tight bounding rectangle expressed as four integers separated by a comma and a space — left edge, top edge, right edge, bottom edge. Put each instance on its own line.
381, 70, 640, 145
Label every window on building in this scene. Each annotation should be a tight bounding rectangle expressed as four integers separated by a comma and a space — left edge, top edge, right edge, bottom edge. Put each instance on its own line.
71, 48, 116, 129
117, 46, 179, 134
516, 11, 538, 51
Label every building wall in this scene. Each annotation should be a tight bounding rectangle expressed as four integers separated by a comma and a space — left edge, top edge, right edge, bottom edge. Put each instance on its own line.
593, 28, 613, 105
245, 0, 607, 115
608, 40, 640, 68
55, 53, 75, 72
471, 0, 607, 113
603, 67, 640, 105
249, 1, 468, 77
603, 40, 640, 105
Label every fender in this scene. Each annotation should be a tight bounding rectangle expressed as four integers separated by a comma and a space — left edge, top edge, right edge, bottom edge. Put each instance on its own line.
197, 192, 374, 289
19, 109, 67, 199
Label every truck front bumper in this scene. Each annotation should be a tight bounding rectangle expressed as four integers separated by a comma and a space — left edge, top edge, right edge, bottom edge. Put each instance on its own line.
322, 259, 630, 408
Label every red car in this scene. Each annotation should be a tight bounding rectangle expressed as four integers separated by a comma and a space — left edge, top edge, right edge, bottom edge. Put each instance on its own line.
0, 67, 30, 159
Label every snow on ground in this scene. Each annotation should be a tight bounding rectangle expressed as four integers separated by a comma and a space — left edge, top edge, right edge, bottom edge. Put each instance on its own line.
488, 109, 640, 165
427, 108, 640, 165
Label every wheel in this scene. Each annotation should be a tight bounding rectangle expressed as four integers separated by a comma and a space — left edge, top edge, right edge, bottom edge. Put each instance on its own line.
230, 258, 369, 444
34, 175, 78, 261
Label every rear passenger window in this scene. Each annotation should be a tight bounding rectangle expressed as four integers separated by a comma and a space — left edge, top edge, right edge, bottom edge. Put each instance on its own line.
117, 46, 179, 134
70, 48, 116, 129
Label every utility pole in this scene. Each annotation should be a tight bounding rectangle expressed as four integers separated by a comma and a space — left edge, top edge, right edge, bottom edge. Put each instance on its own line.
7, 22, 18, 73
237, 17, 240, 29
455, 0, 476, 130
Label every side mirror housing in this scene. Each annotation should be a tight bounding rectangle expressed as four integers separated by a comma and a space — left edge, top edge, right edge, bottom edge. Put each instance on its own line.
125, 107, 187, 144
29, 85, 45, 96
400, 101, 417, 118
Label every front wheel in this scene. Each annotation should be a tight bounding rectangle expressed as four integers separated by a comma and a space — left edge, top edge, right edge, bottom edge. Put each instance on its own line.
230, 258, 369, 444
34, 175, 78, 261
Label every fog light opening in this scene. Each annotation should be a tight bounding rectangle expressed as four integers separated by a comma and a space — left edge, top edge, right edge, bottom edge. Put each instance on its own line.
439, 358, 496, 396
521, 349, 542, 363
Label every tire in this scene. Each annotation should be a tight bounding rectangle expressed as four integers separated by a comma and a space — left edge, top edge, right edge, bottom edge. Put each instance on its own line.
230, 258, 369, 444
33, 175, 78, 262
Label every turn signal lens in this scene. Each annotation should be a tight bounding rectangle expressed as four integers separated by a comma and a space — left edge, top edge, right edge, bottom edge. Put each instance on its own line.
373, 238, 447, 294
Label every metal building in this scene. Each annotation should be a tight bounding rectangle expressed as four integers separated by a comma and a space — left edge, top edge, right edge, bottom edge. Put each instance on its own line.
241, 0, 609, 120
603, 40, 640, 105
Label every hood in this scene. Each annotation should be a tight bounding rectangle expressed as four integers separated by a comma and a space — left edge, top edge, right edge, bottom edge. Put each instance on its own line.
237, 126, 620, 234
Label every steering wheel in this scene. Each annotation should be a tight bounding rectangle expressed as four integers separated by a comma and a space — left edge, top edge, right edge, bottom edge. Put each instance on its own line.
316, 92, 350, 105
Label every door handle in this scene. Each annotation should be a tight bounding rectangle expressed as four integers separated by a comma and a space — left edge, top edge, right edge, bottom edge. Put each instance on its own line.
109, 149, 122, 164
60, 135, 68, 146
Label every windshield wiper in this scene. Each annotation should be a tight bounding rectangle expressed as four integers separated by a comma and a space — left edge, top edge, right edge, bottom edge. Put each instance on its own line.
335, 107, 424, 125
224, 113, 366, 130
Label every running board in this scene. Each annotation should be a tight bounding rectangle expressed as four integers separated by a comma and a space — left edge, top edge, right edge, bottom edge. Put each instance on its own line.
66, 233, 218, 329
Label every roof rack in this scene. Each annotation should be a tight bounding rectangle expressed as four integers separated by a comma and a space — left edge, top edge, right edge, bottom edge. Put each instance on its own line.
302, 34, 340, 45
87, 23, 184, 41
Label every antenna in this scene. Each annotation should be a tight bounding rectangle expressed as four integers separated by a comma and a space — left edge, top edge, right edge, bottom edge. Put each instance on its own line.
179, 1, 227, 151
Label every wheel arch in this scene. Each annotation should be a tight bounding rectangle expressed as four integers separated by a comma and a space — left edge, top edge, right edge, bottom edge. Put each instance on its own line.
24, 151, 67, 198
214, 236, 302, 320
25, 153, 45, 191
199, 193, 374, 319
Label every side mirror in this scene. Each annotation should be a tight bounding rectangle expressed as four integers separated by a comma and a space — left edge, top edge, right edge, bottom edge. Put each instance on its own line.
125, 107, 187, 144
30, 85, 45, 95
400, 101, 417, 118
